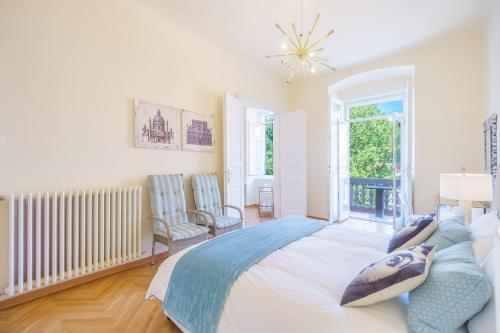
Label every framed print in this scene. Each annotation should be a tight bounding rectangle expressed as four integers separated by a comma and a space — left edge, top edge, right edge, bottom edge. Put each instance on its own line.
135, 99, 179, 150
182, 110, 215, 152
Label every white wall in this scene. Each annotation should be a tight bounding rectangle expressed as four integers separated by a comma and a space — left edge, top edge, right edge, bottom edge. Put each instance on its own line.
0, 0, 287, 273
489, 1, 500, 117
288, 21, 488, 218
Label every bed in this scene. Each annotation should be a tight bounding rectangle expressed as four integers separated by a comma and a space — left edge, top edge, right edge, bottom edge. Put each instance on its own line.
146, 219, 475, 333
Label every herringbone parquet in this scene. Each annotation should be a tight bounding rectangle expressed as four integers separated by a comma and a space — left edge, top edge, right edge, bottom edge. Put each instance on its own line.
0, 209, 270, 333
0, 262, 181, 333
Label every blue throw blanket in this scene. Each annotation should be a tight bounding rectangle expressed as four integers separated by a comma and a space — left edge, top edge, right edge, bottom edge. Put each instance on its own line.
163, 216, 329, 333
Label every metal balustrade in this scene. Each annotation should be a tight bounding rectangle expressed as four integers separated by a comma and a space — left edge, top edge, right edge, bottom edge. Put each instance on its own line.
349, 178, 400, 217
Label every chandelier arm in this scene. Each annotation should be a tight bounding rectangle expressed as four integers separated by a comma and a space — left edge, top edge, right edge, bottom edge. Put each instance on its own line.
304, 56, 314, 72
312, 55, 329, 61
288, 57, 301, 73
286, 71, 295, 84
285, 56, 300, 70
311, 57, 336, 71
265, 53, 294, 58
291, 23, 303, 49
282, 56, 295, 66
275, 24, 299, 50
306, 29, 334, 52
303, 14, 320, 49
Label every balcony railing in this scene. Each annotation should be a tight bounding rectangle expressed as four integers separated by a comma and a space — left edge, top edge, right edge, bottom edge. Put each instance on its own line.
350, 178, 401, 217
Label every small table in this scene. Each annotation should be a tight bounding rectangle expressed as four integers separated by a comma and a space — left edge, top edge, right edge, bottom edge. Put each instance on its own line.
366, 185, 393, 218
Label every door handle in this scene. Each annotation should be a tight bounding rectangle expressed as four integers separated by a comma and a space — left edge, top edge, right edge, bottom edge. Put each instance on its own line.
227, 169, 231, 183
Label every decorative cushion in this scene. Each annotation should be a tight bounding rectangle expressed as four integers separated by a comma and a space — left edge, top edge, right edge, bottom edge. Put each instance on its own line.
425, 216, 470, 252
191, 174, 223, 216
467, 251, 496, 333
341, 244, 436, 307
468, 212, 500, 264
387, 215, 437, 253
168, 223, 208, 241
408, 241, 492, 333
148, 174, 189, 226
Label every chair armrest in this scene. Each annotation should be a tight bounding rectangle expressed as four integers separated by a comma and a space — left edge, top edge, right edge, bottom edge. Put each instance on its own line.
194, 209, 217, 226
187, 210, 210, 227
150, 215, 172, 238
223, 205, 243, 220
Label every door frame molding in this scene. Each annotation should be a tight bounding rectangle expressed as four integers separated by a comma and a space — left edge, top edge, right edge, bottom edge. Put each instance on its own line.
236, 95, 283, 219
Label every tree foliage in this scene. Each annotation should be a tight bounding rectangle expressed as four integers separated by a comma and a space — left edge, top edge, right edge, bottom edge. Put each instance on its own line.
349, 105, 399, 179
265, 122, 273, 175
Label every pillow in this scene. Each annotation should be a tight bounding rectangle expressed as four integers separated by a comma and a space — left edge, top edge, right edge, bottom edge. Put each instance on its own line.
341, 244, 436, 307
425, 216, 470, 252
468, 212, 500, 264
387, 215, 437, 253
467, 251, 496, 333
408, 241, 492, 333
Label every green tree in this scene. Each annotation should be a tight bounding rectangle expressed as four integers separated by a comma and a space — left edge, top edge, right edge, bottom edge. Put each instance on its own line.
265, 122, 273, 175
349, 105, 395, 179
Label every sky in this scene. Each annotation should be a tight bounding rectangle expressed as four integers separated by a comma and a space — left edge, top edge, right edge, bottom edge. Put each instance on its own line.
376, 100, 403, 115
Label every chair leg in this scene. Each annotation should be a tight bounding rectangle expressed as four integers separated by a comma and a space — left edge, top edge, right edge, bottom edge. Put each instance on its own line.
151, 238, 156, 265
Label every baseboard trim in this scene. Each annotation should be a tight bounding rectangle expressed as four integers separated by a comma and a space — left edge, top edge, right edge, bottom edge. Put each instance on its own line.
0, 251, 169, 311
245, 204, 259, 208
307, 215, 329, 221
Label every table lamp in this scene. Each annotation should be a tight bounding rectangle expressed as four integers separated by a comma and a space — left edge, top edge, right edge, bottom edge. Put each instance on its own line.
439, 173, 493, 225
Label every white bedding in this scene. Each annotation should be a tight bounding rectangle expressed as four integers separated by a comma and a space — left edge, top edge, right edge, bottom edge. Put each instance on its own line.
146, 223, 469, 333
147, 223, 407, 332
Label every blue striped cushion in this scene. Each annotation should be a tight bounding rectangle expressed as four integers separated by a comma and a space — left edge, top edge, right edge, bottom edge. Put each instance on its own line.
214, 215, 241, 228
170, 224, 208, 241
147, 175, 189, 235
191, 174, 223, 216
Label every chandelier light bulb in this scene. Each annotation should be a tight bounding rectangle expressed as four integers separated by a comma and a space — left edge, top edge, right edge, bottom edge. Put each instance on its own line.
280, 41, 289, 50
310, 66, 316, 74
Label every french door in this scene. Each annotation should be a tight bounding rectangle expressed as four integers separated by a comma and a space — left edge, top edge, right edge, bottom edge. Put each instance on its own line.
329, 97, 411, 228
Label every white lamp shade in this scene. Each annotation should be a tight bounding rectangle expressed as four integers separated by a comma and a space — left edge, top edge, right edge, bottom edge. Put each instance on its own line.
440, 173, 493, 201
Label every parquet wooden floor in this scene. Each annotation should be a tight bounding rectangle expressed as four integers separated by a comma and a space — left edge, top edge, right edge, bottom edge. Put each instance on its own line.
0, 262, 181, 333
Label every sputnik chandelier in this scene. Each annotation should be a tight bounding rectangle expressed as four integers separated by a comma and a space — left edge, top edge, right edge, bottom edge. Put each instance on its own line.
266, 0, 336, 83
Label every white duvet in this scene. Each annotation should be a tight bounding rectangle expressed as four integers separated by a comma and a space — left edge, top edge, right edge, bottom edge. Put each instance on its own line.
146, 223, 468, 333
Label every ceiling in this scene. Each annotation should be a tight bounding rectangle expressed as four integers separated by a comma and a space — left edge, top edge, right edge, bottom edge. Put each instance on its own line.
141, 0, 489, 74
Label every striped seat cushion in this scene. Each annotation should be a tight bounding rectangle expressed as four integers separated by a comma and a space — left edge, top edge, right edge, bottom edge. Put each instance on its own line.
147, 174, 189, 237
191, 174, 223, 217
164, 223, 208, 241
213, 215, 241, 228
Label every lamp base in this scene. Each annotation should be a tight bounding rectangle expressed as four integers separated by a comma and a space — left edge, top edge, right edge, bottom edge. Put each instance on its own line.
459, 200, 473, 225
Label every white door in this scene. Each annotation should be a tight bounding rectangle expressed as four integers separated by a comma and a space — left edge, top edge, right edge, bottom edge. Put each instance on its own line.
278, 111, 307, 216
223, 94, 245, 218
329, 107, 340, 221
338, 116, 350, 221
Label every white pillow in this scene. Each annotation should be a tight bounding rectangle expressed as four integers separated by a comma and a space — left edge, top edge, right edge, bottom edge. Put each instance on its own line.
468, 212, 500, 264
467, 250, 496, 333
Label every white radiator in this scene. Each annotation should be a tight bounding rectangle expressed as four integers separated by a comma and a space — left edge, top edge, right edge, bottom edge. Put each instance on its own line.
4, 186, 142, 296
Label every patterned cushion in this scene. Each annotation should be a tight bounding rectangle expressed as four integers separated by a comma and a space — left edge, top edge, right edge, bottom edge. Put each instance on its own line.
387, 215, 437, 253
341, 244, 436, 307
408, 241, 492, 333
166, 223, 208, 241
425, 216, 470, 251
191, 174, 223, 216
214, 215, 241, 228
148, 175, 189, 230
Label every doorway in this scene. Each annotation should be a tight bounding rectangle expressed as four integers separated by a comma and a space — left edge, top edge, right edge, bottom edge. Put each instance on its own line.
330, 95, 411, 228
244, 108, 275, 225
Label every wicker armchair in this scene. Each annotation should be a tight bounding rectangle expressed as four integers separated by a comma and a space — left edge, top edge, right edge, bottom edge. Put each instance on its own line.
147, 174, 209, 264
190, 174, 243, 237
